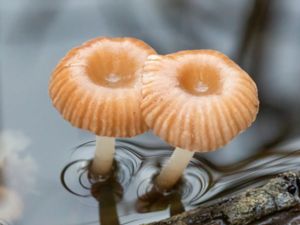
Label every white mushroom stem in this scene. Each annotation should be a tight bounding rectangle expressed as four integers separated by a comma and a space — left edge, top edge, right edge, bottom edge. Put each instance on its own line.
91, 136, 115, 177
155, 147, 194, 191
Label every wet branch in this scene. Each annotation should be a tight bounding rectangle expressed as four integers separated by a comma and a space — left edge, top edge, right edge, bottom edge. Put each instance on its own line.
143, 171, 300, 225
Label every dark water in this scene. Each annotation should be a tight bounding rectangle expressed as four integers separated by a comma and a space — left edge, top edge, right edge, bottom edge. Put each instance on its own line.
60, 139, 300, 225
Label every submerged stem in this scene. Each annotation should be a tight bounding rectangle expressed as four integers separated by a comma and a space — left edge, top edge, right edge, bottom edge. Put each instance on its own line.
91, 136, 115, 176
155, 148, 194, 191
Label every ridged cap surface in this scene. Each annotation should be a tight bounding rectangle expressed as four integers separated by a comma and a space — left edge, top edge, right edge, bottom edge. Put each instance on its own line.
49, 37, 156, 137
142, 50, 259, 151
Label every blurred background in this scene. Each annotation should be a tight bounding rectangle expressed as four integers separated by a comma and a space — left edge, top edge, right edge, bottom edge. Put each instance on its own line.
1, 0, 300, 224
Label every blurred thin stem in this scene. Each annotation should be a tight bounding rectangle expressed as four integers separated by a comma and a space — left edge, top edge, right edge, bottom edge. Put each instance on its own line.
236, 0, 271, 69
236, 0, 293, 146
0, 3, 3, 132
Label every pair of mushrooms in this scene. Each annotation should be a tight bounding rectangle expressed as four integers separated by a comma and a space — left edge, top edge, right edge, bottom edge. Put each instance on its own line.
49, 37, 259, 191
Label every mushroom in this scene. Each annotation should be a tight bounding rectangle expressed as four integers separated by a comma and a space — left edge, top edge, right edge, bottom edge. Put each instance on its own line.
49, 37, 156, 177
142, 50, 259, 191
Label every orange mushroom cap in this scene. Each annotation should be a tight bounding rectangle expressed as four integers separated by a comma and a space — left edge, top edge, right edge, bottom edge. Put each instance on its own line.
142, 50, 259, 151
49, 37, 156, 137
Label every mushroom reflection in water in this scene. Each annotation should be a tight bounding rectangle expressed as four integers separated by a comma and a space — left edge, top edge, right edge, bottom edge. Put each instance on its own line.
49, 37, 156, 177
142, 51, 259, 191
136, 186, 185, 216
91, 170, 123, 225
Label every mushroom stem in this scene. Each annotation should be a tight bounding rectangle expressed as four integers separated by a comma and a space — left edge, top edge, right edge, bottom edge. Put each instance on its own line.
155, 148, 194, 191
91, 136, 115, 177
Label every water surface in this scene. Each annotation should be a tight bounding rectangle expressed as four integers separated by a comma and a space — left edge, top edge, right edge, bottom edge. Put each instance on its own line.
59, 137, 300, 225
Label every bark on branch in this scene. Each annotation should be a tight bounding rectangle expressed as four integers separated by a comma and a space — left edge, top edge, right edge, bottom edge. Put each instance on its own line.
143, 171, 300, 225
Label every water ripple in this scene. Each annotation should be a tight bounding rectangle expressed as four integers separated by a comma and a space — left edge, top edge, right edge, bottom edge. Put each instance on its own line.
60, 139, 300, 224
